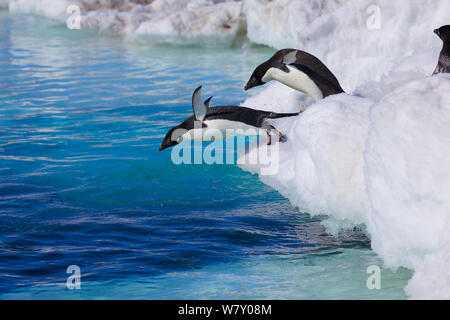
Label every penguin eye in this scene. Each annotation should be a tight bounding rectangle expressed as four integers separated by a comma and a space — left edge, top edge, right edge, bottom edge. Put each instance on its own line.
171, 128, 188, 144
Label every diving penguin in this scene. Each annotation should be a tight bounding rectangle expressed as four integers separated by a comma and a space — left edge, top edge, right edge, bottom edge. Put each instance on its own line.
433, 25, 450, 75
159, 86, 300, 151
245, 49, 345, 101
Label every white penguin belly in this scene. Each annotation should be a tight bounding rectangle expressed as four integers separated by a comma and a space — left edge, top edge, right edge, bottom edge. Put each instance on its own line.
204, 119, 258, 135
179, 120, 260, 143
263, 66, 324, 101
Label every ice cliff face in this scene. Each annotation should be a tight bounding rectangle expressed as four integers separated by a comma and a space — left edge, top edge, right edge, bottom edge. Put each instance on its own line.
243, 0, 343, 48
240, 0, 450, 300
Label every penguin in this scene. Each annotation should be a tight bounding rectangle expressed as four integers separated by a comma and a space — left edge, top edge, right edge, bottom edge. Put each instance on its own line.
159, 86, 299, 151
433, 25, 450, 75
245, 49, 344, 101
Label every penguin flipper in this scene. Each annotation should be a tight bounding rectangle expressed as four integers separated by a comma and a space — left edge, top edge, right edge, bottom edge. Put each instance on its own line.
192, 86, 208, 121
204, 96, 213, 108
280, 63, 290, 73
264, 124, 286, 144
433, 63, 443, 75
289, 63, 345, 94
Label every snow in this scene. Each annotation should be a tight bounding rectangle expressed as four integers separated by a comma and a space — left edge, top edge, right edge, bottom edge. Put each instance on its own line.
239, 0, 450, 300
8, 0, 244, 45
240, 93, 373, 227
241, 78, 450, 301
295, 0, 449, 92
243, 0, 343, 49
135, 0, 243, 45
9, 0, 69, 19
7, 0, 338, 47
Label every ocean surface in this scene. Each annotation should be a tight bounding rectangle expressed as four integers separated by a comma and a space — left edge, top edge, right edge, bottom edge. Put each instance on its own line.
0, 10, 412, 299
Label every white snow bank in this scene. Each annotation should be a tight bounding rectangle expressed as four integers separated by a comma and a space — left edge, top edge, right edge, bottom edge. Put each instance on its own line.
134, 0, 243, 45
241, 74, 450, 300
365, 76, 450, 271
9, 0, 69, 19
9, 0, 244, 45
243, 0, 343, 49
405, 243, 450, 300
296, 0, 450, 92
240, 0, 450, 300
241, 93, 373, 226
365, 76, 450, 300
7, 0, 344, 47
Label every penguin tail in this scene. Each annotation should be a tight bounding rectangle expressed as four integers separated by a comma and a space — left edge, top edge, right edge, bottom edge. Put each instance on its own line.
267, 112, 300, 119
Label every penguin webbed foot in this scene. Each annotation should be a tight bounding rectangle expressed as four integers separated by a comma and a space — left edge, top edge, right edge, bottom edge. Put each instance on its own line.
265, 131, 272, 145
265, 125, 286, 145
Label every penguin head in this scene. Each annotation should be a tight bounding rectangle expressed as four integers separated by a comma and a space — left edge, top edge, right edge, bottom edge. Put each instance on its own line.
159, 86, 212, 151
434, 25, 450, 42
244, 64, 267, 91
245, 49, 296, 91
159, 124, 187, 151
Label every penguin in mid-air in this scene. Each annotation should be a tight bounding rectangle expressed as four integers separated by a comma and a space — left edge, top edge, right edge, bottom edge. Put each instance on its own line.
159, 86, 299, 151
245, 49, 344, 101
433, 25, 450, 75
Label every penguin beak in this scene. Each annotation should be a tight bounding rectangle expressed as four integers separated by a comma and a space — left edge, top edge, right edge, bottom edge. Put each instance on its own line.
159, 142, 174, 151
434, 29, 440, 37
245, 76, 263, 91
159, 137, 178, 151
159, 140, 169, 151
244, 80, 255, 91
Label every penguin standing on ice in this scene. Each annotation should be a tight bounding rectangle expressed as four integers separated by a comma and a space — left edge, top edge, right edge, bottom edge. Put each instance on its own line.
433, 25, 450, 75
159, 86, 299, 151
245, 49, 344, 101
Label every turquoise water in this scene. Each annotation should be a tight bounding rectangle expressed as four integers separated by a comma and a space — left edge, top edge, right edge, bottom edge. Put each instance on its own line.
0, 11, 411, 299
